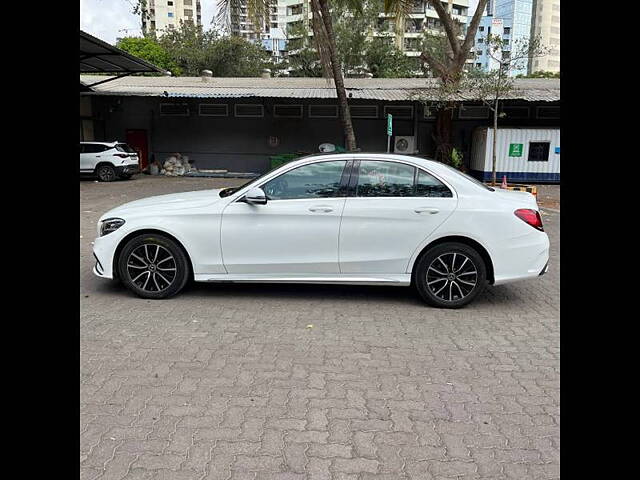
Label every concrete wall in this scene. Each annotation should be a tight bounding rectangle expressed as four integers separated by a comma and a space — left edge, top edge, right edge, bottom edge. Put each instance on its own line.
90, 95, 559, 173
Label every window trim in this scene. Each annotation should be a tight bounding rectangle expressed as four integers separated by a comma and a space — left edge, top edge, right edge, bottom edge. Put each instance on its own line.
234, 103, 264, 118
383, 105, 414, 119
536, 105, 560, 119
350, 105, 379, 119
527, 141, 551, 162
458, 105, 490, 119
308, 104, 339, 118
198, 103, 229, 117
273, 104, 304, 118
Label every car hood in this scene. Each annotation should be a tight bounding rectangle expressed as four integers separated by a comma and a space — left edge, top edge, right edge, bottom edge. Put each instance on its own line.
100, 189, 224, 219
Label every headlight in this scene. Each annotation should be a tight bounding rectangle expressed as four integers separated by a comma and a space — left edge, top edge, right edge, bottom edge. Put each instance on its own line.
100, 218, 125, 236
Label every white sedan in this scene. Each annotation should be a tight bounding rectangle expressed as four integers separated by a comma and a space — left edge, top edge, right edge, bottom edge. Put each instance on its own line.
92, 153, 549, 308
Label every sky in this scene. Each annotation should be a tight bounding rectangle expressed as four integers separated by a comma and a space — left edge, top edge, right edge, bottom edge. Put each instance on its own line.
79, 0, 217, 45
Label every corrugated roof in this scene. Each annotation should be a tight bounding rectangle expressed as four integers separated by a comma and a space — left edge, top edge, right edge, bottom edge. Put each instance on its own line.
80, 31, 164, 75
79, 75, 560, 102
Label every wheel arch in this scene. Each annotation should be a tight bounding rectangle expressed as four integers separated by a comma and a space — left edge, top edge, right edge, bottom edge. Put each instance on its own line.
94, 161, 116, 172
410, 235, 495, 285
112, 228, 195, 280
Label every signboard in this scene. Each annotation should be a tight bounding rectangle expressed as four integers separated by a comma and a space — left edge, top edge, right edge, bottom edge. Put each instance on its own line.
509, 143, 523, 157
387, 114, 393, 136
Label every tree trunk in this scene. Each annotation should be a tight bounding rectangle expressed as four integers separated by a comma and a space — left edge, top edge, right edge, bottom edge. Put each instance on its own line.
319, 0, 357, 151
492, 98, 499, 186
433, 106, 453, 163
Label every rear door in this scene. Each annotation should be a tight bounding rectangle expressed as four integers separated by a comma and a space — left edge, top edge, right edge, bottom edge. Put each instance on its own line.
339, 159, 457, 274
80, 143, 103, 171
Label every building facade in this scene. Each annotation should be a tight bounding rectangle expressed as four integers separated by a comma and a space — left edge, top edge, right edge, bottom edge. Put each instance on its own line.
528, 0, 560, 73
141, 0, 202, 36
471, 0, 533, 76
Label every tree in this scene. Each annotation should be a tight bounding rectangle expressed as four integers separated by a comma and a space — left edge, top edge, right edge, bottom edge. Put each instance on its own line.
385, 0, 490, 162
116, 36, 181, 75
216, 0, 359, 151
158, 22, 269, 76
364, 38, 417, 78
467, 35, 549, 185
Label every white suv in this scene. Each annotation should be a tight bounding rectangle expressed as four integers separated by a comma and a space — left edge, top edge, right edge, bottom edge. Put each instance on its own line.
80, 141, 140, 182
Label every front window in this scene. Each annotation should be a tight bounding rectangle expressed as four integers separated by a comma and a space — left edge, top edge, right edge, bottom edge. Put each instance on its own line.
262, 161, 347, 200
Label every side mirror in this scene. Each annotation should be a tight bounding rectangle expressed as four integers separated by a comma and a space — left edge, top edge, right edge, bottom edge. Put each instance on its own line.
244, 187, 267, 205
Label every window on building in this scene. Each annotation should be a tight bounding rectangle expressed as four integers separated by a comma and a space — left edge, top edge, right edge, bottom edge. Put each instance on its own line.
168, 1, 174, 5
184, 9, 193, 17
458, 105, 490, 119
350, 105, 378, 118
504, 27, 511, 34
262, 161, 347, 200
528, 142, 550, 162
536, 106, 560, 119
479, 26, 484, 31
184, 0, 192, 5
500, 106, 529, 119
168, 12, 174, 17
199, 104, 228, 116
383, 105, 413, 119
477, 38, 484, 43
309, 105, 339, 118
273, 105, 303, 118
235, 104, 264, 117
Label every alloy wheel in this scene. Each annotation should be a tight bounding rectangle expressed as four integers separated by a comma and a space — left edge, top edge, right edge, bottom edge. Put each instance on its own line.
426, 252, 478, 302
126, 244, 177, 293
97, 166, 115, 182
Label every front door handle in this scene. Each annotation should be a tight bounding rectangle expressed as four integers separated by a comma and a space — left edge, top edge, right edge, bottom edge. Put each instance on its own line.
309, 205, 333, 213
414, 207, 439, 214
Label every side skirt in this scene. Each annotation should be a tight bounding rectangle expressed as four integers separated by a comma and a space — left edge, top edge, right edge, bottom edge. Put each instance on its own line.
194, 274, 411, 286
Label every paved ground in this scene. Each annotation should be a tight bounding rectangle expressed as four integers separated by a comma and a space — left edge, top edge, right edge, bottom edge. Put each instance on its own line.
80, 175, 559, 480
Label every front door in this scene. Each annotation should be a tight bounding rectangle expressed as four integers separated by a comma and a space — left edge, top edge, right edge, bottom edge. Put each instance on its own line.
339, 159, 458, 274
221, 160, 349, 274
125, 129, 149, 170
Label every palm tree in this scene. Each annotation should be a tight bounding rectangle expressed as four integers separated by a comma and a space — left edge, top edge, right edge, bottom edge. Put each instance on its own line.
216, 0, 358, 151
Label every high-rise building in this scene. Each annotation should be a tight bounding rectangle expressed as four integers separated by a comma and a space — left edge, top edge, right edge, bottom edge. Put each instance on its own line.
528, 0, 560, 73
141, 0, 202, 36
472, 0, 533, 76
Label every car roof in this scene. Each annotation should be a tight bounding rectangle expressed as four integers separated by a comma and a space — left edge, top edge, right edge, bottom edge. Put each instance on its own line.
80, 141, 120, 146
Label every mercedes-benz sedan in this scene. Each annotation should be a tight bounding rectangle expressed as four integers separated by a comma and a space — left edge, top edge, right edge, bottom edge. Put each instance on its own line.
92, 153, 549, 308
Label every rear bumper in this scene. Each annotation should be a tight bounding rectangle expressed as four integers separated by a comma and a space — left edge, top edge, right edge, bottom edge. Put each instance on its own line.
116, 165, 139, 175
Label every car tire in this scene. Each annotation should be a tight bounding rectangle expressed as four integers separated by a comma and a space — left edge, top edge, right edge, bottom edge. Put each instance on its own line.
96, 164, 117, 182
414, 242, 487, 309
117, 233, 190, 299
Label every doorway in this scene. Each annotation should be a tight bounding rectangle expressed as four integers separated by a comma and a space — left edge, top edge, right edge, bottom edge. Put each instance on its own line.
125, 129, 149, 170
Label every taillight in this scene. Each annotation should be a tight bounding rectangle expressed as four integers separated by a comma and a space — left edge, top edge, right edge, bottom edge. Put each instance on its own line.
514, 208, 544, 231
114, 153, 129, 158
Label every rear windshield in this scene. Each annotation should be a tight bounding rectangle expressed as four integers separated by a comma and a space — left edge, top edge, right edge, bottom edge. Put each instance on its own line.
440, 164, 495, 191
116, 144, 136, 153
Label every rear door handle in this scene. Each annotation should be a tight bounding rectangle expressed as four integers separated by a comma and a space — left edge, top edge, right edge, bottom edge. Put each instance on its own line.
309, 205, 333, 213
414, 207, 439, 214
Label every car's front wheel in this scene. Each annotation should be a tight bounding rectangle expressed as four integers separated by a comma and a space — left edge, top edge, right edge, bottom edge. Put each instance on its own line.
117, 233, 190, 299
414, 242, 487, 308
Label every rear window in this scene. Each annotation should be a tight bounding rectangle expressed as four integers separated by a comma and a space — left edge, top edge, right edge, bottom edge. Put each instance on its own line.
440, 163, 495, 191
81, 144, 109, 153
116, 143, 136, 153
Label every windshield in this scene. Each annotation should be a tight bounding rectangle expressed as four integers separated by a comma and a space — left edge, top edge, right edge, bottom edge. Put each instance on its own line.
116, 143, 136, 153
440, 164, 495, 192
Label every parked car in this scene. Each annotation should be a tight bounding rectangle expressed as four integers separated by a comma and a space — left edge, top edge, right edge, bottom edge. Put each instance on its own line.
92, 153, 549, 308
80, 141, 140, 182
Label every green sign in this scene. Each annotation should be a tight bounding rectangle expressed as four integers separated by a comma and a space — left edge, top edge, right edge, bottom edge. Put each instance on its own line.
387, 114, 393, 136
509, 143, 523, 157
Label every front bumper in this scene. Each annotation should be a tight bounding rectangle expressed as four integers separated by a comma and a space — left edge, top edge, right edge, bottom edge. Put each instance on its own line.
539, 262, 549, 276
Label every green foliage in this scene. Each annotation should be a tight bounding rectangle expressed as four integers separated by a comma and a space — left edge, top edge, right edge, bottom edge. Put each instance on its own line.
156, 22, 269, 76
116, 36, 181, 75
450, 147, 463, 169
517, 70, 560, 78
364, 38, 417, 78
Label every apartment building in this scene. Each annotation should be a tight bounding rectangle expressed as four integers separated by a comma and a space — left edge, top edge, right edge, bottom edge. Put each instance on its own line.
528, 0, 560, 73
141, 0, 202, 36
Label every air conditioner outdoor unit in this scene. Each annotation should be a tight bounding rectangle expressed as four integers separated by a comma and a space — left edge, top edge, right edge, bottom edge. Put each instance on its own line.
394, 136, 417, 154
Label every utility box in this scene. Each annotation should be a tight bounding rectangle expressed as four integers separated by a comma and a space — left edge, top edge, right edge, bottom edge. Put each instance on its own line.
470, 127, 560, 183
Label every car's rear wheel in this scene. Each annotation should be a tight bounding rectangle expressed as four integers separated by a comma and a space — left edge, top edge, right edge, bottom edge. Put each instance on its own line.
96, 164, 116, 182
414, 242, 487, 308
117, 233, 190, 299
